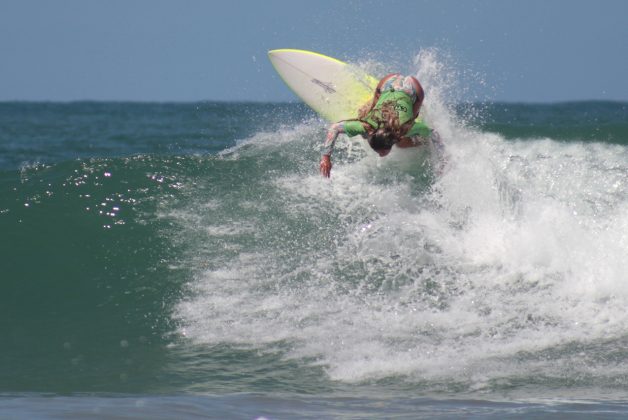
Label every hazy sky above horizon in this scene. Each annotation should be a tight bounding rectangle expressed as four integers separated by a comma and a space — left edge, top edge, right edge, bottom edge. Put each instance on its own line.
1, 0, 627, 102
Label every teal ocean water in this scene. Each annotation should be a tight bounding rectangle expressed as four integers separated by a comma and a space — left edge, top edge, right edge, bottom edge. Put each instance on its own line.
2, 76, 628, 416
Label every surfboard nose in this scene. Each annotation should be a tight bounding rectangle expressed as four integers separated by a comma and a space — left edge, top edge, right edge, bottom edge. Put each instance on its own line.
268, 49, 377, 122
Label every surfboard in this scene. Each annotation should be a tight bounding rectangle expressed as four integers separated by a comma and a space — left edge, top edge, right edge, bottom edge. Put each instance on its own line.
268, 49, 379, 122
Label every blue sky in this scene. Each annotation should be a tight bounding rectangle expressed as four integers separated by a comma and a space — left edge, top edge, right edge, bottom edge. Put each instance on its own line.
1, 0, 627, 102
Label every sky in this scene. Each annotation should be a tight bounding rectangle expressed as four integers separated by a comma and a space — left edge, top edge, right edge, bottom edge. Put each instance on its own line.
1, 0, 627, 102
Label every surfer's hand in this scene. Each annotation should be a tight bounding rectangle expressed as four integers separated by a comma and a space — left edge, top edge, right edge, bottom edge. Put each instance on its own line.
320, 155, 332, 178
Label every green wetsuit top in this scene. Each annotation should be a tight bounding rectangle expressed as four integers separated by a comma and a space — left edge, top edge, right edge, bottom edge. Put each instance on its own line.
343, 118, 432, 138
366, 90, 415, 127
347, 90, 432, 138
321, 90, 433, 156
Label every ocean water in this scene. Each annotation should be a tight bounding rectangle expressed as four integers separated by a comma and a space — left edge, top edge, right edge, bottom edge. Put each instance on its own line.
2, 59, 628, 418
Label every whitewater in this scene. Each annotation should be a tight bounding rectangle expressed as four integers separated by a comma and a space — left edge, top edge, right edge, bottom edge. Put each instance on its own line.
174, 50, 628, 394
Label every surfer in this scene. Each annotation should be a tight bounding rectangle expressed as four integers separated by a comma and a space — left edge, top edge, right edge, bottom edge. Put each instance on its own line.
319, 74, 437, 177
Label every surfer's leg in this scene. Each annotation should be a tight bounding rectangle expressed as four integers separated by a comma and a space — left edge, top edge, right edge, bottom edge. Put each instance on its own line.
406, 77, 425, 117
398, 76, 423, 102
381, 74, 403, 93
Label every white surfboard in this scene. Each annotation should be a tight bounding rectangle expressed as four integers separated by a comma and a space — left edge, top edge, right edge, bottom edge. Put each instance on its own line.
268, 49, 379, 122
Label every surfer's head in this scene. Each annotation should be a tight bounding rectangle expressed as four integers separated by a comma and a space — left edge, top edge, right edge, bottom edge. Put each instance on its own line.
363, 100, 403, 156
367, 130, 395, 156
365, 104, 402, 156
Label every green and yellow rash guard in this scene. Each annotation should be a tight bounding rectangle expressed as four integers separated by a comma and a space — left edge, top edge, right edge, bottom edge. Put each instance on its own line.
365, 90, 416, 127
322, 118, 433, 156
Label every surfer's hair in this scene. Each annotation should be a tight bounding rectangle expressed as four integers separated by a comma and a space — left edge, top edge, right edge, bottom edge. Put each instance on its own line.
362, 100, 403, 151
368, 131, 396, 151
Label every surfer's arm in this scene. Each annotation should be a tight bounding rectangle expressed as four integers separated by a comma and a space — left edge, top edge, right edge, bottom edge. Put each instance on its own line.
401, 120, 434, 147
320, 121, 370, 177
320, 122, 345, 177
397, 126, 440, 149
322, 120, 370, 156
396, 136, 423, 148
322, 122, 345, 157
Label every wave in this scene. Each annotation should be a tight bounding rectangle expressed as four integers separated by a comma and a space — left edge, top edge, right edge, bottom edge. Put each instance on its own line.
172, 51, 628, 393
2, 50, 627, 395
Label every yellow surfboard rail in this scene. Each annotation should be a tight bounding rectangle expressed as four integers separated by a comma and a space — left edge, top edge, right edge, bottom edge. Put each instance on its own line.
268, 49, 378, 122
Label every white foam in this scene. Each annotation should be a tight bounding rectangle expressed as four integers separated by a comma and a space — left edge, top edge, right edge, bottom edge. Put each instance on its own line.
173, 50, 628, 389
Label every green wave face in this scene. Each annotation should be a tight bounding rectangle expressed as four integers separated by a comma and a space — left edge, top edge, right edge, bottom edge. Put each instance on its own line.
1, 101, 628, 397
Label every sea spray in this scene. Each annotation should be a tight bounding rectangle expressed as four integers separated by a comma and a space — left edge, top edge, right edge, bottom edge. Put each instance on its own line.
0, 62, 627, 399
173, 51, 628, 393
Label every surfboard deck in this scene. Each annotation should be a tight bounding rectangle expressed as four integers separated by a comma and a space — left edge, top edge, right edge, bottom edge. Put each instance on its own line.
268, 49, 379, 122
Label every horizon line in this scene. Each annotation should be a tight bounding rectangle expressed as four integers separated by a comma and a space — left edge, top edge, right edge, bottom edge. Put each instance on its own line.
1, 99, 627, 106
